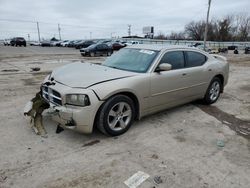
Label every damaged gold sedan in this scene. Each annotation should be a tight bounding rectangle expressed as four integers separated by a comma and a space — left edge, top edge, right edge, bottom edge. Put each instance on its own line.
24, 45, 229, 136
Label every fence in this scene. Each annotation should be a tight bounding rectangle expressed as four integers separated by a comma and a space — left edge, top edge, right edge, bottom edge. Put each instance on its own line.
121, 38, 250, 50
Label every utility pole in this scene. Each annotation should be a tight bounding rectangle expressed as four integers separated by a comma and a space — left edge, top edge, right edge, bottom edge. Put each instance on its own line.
111, 32, 115, 39
128, 24, 131, 36
36, 22, 41, 42
58, 23, 61, 40
204, 0, 212, 50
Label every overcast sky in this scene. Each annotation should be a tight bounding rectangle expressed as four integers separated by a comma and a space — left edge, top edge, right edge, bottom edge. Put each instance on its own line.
0, 0, 249, 40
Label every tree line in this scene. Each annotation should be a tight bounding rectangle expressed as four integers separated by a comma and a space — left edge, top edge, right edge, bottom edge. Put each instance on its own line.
155, 13, 250, 41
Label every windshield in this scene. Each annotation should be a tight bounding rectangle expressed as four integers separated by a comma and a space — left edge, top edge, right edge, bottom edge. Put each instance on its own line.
103, 48, 159, 73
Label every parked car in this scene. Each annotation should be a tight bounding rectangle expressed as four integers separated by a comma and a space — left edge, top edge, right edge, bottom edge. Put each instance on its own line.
245, 47, 250, 54
97, 39, 112, 44
67, 40, 80, 47
112, 42, 126, 51
29, 41, 41, 46
3, 39, 11, 46
218, 48, 228, 53
228, 45, 237, 50
41, 41, 51, 47
125, 41, 141, 46
10, 37, 26, 47
50, 40, 62, 47
80, 43, 113, 57
75, 40, 95, 49
40, 45, 229, 136
60, 40, 70, 47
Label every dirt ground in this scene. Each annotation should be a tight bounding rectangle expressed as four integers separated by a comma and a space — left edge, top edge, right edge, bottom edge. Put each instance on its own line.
0, 46, 249, 188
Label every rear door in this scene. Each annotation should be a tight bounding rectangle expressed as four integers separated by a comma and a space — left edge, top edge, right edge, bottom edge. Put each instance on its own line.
149, 50, 209, 110
183, 50, 210, 96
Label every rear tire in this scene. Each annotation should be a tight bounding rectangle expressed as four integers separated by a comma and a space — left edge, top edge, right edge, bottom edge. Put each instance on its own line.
97, 95, 135, 136
203, 77, 222, 104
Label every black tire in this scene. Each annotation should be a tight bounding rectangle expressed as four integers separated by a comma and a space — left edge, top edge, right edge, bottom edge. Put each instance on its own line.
203, 77, 222, 104
97, 95, 135, 136
107, 51, 112, 56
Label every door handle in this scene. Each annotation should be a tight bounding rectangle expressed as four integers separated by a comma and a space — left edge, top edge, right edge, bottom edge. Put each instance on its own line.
208, 69, 212, 71
182, 73, 187, 76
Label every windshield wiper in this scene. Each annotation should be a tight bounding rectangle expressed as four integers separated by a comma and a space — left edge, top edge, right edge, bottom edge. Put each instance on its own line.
107, 65, 121, 70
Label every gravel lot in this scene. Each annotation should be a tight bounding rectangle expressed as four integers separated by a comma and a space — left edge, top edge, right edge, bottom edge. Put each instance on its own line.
0, 46, 249, 188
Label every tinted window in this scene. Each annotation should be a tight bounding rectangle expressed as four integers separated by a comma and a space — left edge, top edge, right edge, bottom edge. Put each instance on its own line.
186, 51, 207, 67
102, 44, 108, 49
159, 51, 184, 70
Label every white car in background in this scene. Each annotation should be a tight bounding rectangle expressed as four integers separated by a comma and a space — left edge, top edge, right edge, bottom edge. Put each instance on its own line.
125, 41, 142, 46
3, 39, 11, 46
29, 41, 41, 46
60, 40, 70, 47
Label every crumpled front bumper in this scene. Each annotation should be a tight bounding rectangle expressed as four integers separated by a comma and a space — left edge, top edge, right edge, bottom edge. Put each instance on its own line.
47, 104, 96, 133
41, 80, 103, 134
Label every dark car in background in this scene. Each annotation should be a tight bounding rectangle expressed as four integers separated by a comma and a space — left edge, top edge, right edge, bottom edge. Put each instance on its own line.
112, 42, 125, 51
80, 43, 112, 57
67, 40, 80, 47
10, 37, 26, 47
245, 47, 250, 54
41, 41, 51, 47
228, 45, 237, 50
75, 40, 95, 49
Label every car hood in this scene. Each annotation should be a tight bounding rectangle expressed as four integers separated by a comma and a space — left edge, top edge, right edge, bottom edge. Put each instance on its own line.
51, 62, 138, 88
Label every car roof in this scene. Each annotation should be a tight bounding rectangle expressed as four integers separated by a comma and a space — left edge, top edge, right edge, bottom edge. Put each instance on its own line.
126, 44, 204, 52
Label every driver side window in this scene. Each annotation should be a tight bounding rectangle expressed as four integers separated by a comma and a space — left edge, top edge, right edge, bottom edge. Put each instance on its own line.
159, 51, 185, 70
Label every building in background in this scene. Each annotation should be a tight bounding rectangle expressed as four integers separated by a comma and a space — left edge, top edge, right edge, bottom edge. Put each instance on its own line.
143, 26, 154, 39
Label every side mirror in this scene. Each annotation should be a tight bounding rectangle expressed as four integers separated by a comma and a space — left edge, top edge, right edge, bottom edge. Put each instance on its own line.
155, 63, 172, 72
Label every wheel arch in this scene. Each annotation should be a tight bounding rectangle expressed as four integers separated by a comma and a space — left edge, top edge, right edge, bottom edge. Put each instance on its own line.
93, 91, 140, 129
214, 74, 224, 92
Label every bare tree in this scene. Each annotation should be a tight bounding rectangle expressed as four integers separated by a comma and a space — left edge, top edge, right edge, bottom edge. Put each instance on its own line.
217, 16, 233, 41
185, 21, 206, 40
154, 31, 166, 39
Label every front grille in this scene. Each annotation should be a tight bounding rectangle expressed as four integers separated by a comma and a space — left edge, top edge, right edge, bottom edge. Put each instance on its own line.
42, 86, 62, 105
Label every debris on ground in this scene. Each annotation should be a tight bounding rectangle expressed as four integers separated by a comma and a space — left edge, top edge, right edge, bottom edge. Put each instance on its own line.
30, 67, 41, 72
216, 140, 225, 147
124, 171, 150, 188
1, 69, 19, 72
177, 129, 183, 132
82, 140, 100, 147
153, 176, 163, 185
151, 154, 159, 159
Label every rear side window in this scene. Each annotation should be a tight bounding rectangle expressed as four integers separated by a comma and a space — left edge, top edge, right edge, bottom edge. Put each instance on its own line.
159, 51, 185, 70
185, 51, 207, 67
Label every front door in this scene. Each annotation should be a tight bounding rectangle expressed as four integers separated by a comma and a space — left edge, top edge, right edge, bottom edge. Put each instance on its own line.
149, 50, 192, 111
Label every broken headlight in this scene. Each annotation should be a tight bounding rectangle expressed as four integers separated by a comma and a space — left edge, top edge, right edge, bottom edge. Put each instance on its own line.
66, 94, 90, 107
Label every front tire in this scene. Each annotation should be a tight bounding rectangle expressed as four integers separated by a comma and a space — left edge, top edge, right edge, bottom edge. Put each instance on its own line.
203, 77, 222, 104
97, 95, 135, 136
